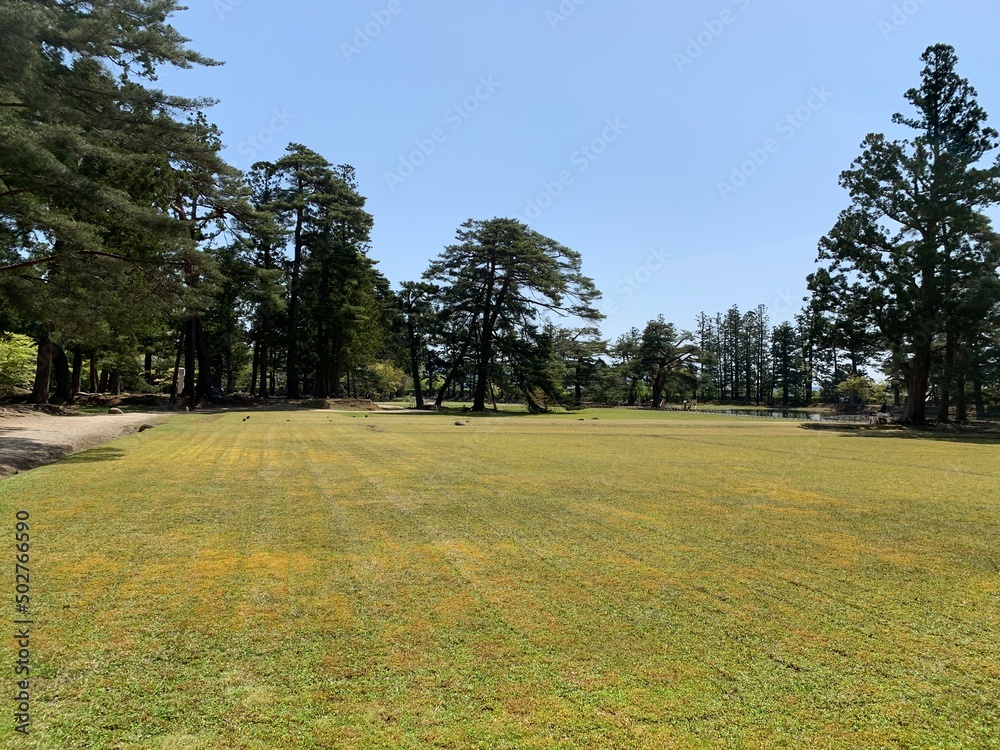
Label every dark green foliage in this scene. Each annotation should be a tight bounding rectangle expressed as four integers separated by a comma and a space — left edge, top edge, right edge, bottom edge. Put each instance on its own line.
423, 218, 603, 411
812, 44, 1000, 423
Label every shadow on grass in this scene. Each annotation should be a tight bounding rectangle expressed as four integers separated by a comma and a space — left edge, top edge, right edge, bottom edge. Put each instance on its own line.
799, 422, 1000, 444
60, 447, 127, 464
390, 407, 577, 419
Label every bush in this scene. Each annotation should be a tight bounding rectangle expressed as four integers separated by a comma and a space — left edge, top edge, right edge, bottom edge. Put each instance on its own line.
0, 334, 36, 394
835, 374, 876, 404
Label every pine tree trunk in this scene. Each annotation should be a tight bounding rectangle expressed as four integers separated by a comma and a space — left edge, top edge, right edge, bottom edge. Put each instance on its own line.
30, 335, 54, 405
651, 373, 666, 409
249, 340, 259, 398
194, 317, 213, 403
53, 343, 72, 403
259, 341, 269, 399
71, 350, 83, 398
184, 318, 196, 406
144, 352, 154, 386
285, 205, 304, 400
472, 329, 492, 412
955, 370, 968, 423
89, 352, 99, 393
331, 349, 343, 399
407, 320, 424, 409
972, 375, 985, 419
315, 320, 328, 399
902, 345, 931, 425
169, 329, 184, 408
437, 339, 473, 408
938, 332, 956, 423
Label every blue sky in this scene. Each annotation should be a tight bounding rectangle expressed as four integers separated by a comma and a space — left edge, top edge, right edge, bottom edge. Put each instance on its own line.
159, 0, 1000, 340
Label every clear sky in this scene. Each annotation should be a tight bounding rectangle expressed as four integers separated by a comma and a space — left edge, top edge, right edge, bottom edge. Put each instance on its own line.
158, 0, 1000, 340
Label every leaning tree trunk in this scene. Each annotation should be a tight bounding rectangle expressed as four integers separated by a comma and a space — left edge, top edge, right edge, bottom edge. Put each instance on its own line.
472, 271, 509, 412
436, 339, 473, 408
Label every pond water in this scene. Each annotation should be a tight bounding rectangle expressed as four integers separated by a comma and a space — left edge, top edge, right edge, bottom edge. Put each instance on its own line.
698, 409, 867, 422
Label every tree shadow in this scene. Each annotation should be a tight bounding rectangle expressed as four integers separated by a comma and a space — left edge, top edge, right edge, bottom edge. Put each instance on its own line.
59, 447, 127, 464
799, 422, 1000, 444
0, 432, 127, 476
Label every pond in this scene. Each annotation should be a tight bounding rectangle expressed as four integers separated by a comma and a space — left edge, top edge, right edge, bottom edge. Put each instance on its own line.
695, 409, 868, 422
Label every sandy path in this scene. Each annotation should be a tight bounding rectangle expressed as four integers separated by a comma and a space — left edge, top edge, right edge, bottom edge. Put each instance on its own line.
0, 409, 168, 479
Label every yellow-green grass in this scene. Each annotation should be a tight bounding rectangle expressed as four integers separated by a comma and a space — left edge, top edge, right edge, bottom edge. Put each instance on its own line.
2, 411, 998, 749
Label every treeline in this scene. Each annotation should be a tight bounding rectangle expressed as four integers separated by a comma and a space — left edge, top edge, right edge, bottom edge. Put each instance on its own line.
2, 5, 999, 424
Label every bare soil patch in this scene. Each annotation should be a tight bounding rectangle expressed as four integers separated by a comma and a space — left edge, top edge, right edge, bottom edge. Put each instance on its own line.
0, 406, 166, 478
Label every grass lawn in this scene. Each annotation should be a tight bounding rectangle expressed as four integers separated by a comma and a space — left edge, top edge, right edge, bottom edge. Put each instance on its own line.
2, 410, 998, 748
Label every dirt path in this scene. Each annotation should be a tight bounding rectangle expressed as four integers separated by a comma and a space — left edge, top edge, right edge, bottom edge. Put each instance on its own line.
0, 408, 168, 479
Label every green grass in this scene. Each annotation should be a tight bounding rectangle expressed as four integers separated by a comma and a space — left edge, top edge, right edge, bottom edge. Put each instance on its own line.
2, 410, 998, 748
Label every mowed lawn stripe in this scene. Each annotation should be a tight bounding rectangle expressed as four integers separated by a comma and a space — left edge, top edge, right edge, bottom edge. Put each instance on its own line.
1, 410, 997, 748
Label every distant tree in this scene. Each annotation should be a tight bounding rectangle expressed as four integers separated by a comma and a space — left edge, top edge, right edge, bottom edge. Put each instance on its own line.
243, 163, 290, 398
553, 326, 607, 405
639, 316, 698, 408
835, 374, 877, 405
610, 327, 644, 406
425, 218, 602, 412
396, 281, 438, 408
770, 322, 804, 407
